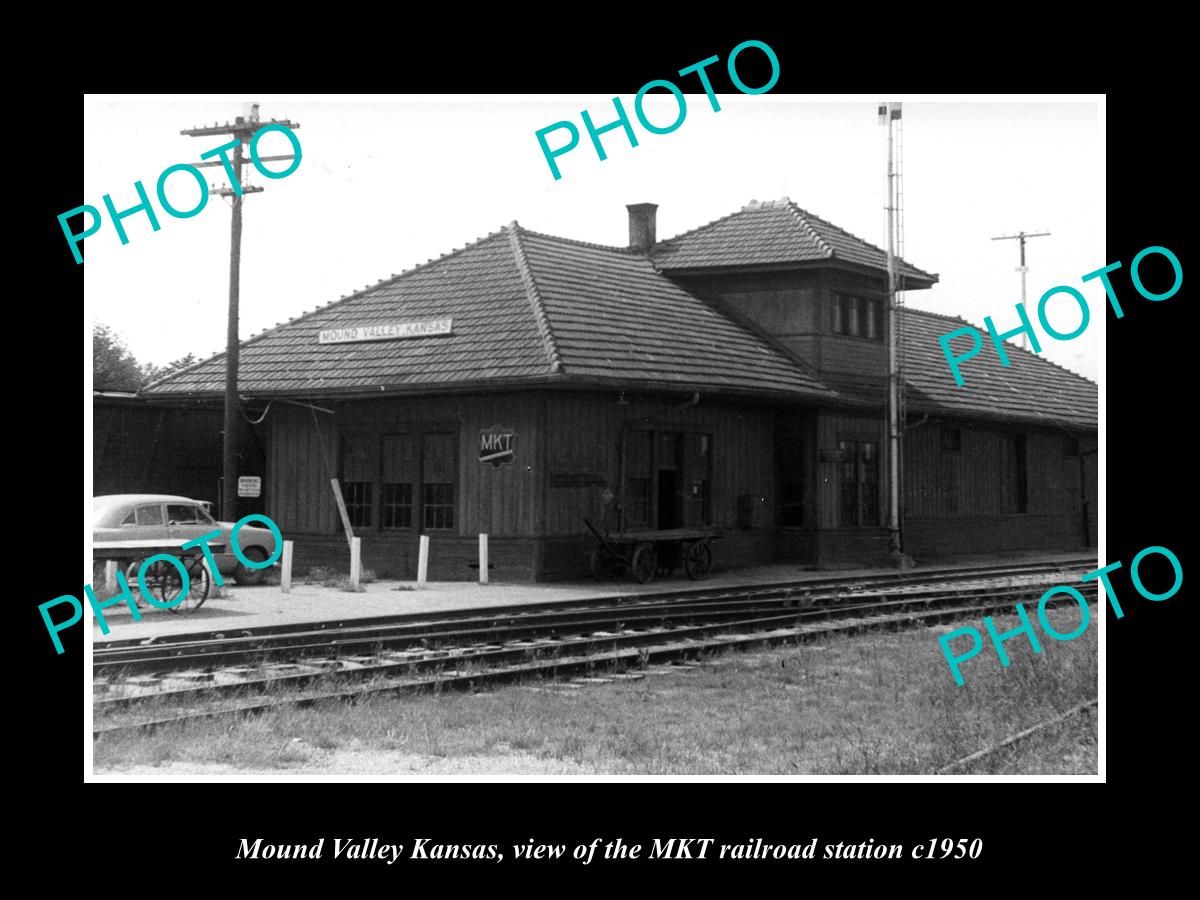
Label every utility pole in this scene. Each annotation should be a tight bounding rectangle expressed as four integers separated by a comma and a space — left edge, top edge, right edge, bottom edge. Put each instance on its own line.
991, 230, 1051, 349
181, 104, 300, 520
879, 100, 904, 562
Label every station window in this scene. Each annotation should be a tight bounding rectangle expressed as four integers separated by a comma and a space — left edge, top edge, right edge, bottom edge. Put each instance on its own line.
381, 433, 415, 529
341, 433, 376, 528
683, 433, 712, 527
941, 427, 962, 451
340, 429, 457, 533
382, 484, 413, 529
422, 483, 454, 530
344, 482, 373, 528
832, 294, 883, 341
624, 430, 653, 528
421, 432, 456, 530
838, 439, 879, 527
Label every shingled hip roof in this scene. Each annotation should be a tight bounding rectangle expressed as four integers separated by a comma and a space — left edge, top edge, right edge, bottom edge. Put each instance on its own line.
143, 223, 838, 402
652, 197, 938, 286
900, 307, 1097, 429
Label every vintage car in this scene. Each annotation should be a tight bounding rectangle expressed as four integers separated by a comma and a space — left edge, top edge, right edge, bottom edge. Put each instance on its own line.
92, 494, 279, 585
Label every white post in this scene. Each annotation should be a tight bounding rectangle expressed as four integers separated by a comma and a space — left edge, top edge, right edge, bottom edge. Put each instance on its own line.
350, 537, 362, 590
417, 534, 430, 587
479, 533, 489, 585
103, 560, 118, 594
203, 556, 227, 599
281, 540, 294, 593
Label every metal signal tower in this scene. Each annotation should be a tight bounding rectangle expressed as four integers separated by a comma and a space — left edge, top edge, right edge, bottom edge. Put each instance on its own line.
879, 100, 906, 562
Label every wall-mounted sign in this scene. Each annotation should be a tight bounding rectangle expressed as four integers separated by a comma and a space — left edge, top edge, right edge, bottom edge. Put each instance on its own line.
317, 318, 453, 345
237, 475, 262, 498
549, 472, 607, 487
479, 425, 516, 468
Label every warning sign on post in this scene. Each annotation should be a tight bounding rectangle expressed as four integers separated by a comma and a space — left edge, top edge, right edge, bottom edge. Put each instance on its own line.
237, 476, 262, 498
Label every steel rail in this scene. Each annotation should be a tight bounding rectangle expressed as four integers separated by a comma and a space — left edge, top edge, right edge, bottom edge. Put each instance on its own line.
94, 581, 1047, 674
94, 556, 1095, 651
94, 586, 1098, 735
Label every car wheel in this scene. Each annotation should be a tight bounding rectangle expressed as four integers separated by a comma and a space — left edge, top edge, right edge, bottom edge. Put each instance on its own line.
234, 546, 270, 585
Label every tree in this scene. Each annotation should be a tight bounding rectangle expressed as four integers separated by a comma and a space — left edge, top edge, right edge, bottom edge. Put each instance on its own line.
143, 353, 197, 385
93, 324, 144, 392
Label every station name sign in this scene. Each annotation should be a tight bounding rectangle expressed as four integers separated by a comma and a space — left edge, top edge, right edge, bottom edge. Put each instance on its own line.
317, 318, 453, 345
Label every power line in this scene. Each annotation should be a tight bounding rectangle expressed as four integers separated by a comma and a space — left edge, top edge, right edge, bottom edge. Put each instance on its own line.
991, 230, 1051, 350
181, 103, 300, 520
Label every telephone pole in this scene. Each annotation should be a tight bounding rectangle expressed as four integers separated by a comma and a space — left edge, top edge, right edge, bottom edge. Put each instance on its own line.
182, 104, 300, 520
991, 230, 1050, 349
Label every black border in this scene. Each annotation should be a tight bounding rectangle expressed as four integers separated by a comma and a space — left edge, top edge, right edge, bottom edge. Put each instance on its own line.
32, 27, 1189, 887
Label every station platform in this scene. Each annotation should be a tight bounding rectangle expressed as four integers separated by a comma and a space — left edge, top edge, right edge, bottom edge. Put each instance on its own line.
90, 549, 1096, 645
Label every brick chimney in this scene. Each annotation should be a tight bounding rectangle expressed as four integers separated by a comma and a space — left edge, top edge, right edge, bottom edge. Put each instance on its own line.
626, 203, 658, 253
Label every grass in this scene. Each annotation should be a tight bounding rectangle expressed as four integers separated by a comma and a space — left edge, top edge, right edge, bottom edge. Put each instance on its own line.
302, 566, 376, 593
93, 605, 1097, 775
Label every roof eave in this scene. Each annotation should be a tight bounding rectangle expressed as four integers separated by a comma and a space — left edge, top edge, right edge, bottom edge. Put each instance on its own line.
654, 257, 938, 287
141, 371, 839, 406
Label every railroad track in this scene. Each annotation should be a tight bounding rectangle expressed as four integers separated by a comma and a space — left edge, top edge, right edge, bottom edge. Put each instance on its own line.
93, 557, 1098, 737
95, 555, 1096, 654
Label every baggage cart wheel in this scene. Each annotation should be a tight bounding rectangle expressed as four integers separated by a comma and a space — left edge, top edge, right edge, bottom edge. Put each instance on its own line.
631, 543, 657, 584
684, 541, 714, 580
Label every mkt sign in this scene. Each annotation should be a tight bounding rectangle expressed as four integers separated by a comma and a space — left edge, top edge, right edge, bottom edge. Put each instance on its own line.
479, 426, 516, 468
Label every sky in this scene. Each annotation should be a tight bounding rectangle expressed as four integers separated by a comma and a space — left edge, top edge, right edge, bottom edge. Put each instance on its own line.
83, 94, 1103, 380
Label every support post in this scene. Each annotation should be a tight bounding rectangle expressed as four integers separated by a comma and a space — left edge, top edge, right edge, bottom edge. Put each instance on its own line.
281, 539, 294, 593
417, 534, 430, 587
479, 533, 489, 585
349, 536, 361, 590
103, 560, 118, 594
202, 556, 226, 599
330, 478, 354, 549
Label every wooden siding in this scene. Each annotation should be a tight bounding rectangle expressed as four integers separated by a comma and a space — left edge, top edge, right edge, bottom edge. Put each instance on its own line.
905, 516, 1085, 556
668, 268, 900, 398
816, 269, 889, 395
721, 288, 816, 334
820, 335, 887, 393
94, 398, 266, 519
267, 394, 542, 538
903, 422, 1083, 519
267, 403, 338, 534
542, 393, 776, 537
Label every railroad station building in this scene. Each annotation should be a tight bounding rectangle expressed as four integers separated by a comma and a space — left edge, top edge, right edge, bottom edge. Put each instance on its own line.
140, 199, 1098, 581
